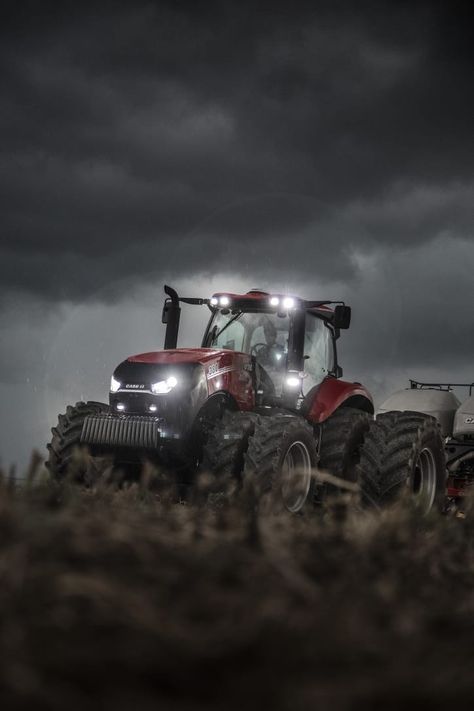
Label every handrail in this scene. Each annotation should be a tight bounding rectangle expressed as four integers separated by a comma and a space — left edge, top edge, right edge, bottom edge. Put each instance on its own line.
410, 380, 474, 396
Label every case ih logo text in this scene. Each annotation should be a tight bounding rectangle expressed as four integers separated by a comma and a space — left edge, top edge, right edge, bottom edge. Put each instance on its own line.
125, 384, 145, 389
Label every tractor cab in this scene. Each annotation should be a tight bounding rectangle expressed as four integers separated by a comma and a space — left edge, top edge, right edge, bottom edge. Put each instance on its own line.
204, 293, 337, 403
162, 285, 351, 410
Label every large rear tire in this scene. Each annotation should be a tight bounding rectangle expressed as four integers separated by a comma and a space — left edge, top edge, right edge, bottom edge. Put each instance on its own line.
358, 411, 446, 513
318, 407, 371, 486
243, 412, 318, 513
46, 401, 110, 481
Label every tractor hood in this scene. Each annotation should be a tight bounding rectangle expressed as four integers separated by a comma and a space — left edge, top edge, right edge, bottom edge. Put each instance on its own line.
110, 348, 255, 416
127, 348, 232, 366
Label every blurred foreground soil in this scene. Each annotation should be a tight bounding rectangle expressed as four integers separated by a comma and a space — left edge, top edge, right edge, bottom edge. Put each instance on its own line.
0, 456, 473, 710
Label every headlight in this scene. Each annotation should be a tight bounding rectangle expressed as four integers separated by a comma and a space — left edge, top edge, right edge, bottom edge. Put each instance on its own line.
282, 296, 295, 309
269, 296, 280, 307
151, 376, 178, 394
110, 376, 121, 392
286, 375, 301, 388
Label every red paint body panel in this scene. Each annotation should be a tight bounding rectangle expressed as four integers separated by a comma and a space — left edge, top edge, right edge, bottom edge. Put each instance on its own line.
307, 377, 373, 423
446, 474, 473, 499
447, 487, 466, 498
213, 292, 270, 301
128, 348, 255, 411
128, 348, 225, 366
205, 350, 254, 410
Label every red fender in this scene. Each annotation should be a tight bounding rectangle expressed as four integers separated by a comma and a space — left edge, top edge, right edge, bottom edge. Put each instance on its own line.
306, 377, 373, 423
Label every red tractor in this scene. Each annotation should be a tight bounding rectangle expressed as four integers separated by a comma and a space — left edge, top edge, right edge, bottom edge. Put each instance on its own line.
47, 285, 374, 511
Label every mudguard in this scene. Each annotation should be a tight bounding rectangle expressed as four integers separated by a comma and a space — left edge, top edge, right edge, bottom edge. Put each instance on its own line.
305, 377, 373, 423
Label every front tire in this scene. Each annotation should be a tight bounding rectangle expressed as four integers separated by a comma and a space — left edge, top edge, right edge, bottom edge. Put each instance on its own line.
244, 412, 318, 513
46, 401, 109, 481
202, 410, 258, 487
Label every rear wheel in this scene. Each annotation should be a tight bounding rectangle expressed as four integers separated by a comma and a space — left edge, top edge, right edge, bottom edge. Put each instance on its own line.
243, 412, 317, 513
46, 401, 110, 481
318, 407, 371, 488
202, 410, 258, 488
358, 411, 446, 513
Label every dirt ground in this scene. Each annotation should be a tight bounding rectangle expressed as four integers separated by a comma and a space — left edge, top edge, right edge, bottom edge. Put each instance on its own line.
0, 457, 473, 710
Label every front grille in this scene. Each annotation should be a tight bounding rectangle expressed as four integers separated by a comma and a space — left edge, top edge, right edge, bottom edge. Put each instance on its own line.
111, 392, 159, 414
80, 414, 161, 449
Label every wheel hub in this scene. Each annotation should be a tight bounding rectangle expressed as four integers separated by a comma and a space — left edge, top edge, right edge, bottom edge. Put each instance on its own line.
280, 440, 312, 512
412, 447, 437, 513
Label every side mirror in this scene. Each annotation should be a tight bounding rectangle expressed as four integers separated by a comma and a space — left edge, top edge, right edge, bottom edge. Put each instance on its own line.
162, 301, 169, 324
334, 305, 351, 330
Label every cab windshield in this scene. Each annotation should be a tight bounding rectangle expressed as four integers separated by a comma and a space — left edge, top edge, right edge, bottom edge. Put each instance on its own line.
207, 310, 289, 362
206, 310, 290, 394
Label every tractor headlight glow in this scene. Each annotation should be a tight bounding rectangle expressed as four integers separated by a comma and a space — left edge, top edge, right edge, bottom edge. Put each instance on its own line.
210, 296, 219, 306
110, 376, 121, 392
151, 376, 178, 394
286, 375, 301, 388
269, 296, 280, 307
219, 295, 230, 307
283, 296, 295, 309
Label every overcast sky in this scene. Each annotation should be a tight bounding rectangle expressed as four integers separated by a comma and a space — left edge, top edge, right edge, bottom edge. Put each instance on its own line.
1, 1, 473, 469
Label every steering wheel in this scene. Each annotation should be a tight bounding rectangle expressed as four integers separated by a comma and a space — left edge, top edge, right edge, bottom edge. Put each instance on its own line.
250, 342, 269, 358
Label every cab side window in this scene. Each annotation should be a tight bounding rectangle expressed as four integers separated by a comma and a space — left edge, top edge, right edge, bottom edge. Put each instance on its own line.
249, 325, 265, 350
213, 320, 245, 351
303, 314, 333, 393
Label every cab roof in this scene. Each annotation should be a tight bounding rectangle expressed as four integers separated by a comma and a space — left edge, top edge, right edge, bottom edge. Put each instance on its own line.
210, 290, 335, 315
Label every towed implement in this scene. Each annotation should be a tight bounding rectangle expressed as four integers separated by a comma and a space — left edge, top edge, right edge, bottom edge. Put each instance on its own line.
360, 380, 474, 513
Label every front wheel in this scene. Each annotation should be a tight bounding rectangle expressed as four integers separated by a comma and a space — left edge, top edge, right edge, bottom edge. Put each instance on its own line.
46, 401, 110, 481
243, 412, 318, 513
201, 409, 258, 488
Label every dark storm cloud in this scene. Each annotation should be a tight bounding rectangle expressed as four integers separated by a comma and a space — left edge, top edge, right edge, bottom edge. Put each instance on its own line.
1, 1, 473, 300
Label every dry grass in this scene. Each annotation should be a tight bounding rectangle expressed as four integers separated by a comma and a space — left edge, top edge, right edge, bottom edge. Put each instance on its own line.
0, 454, 473, 710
